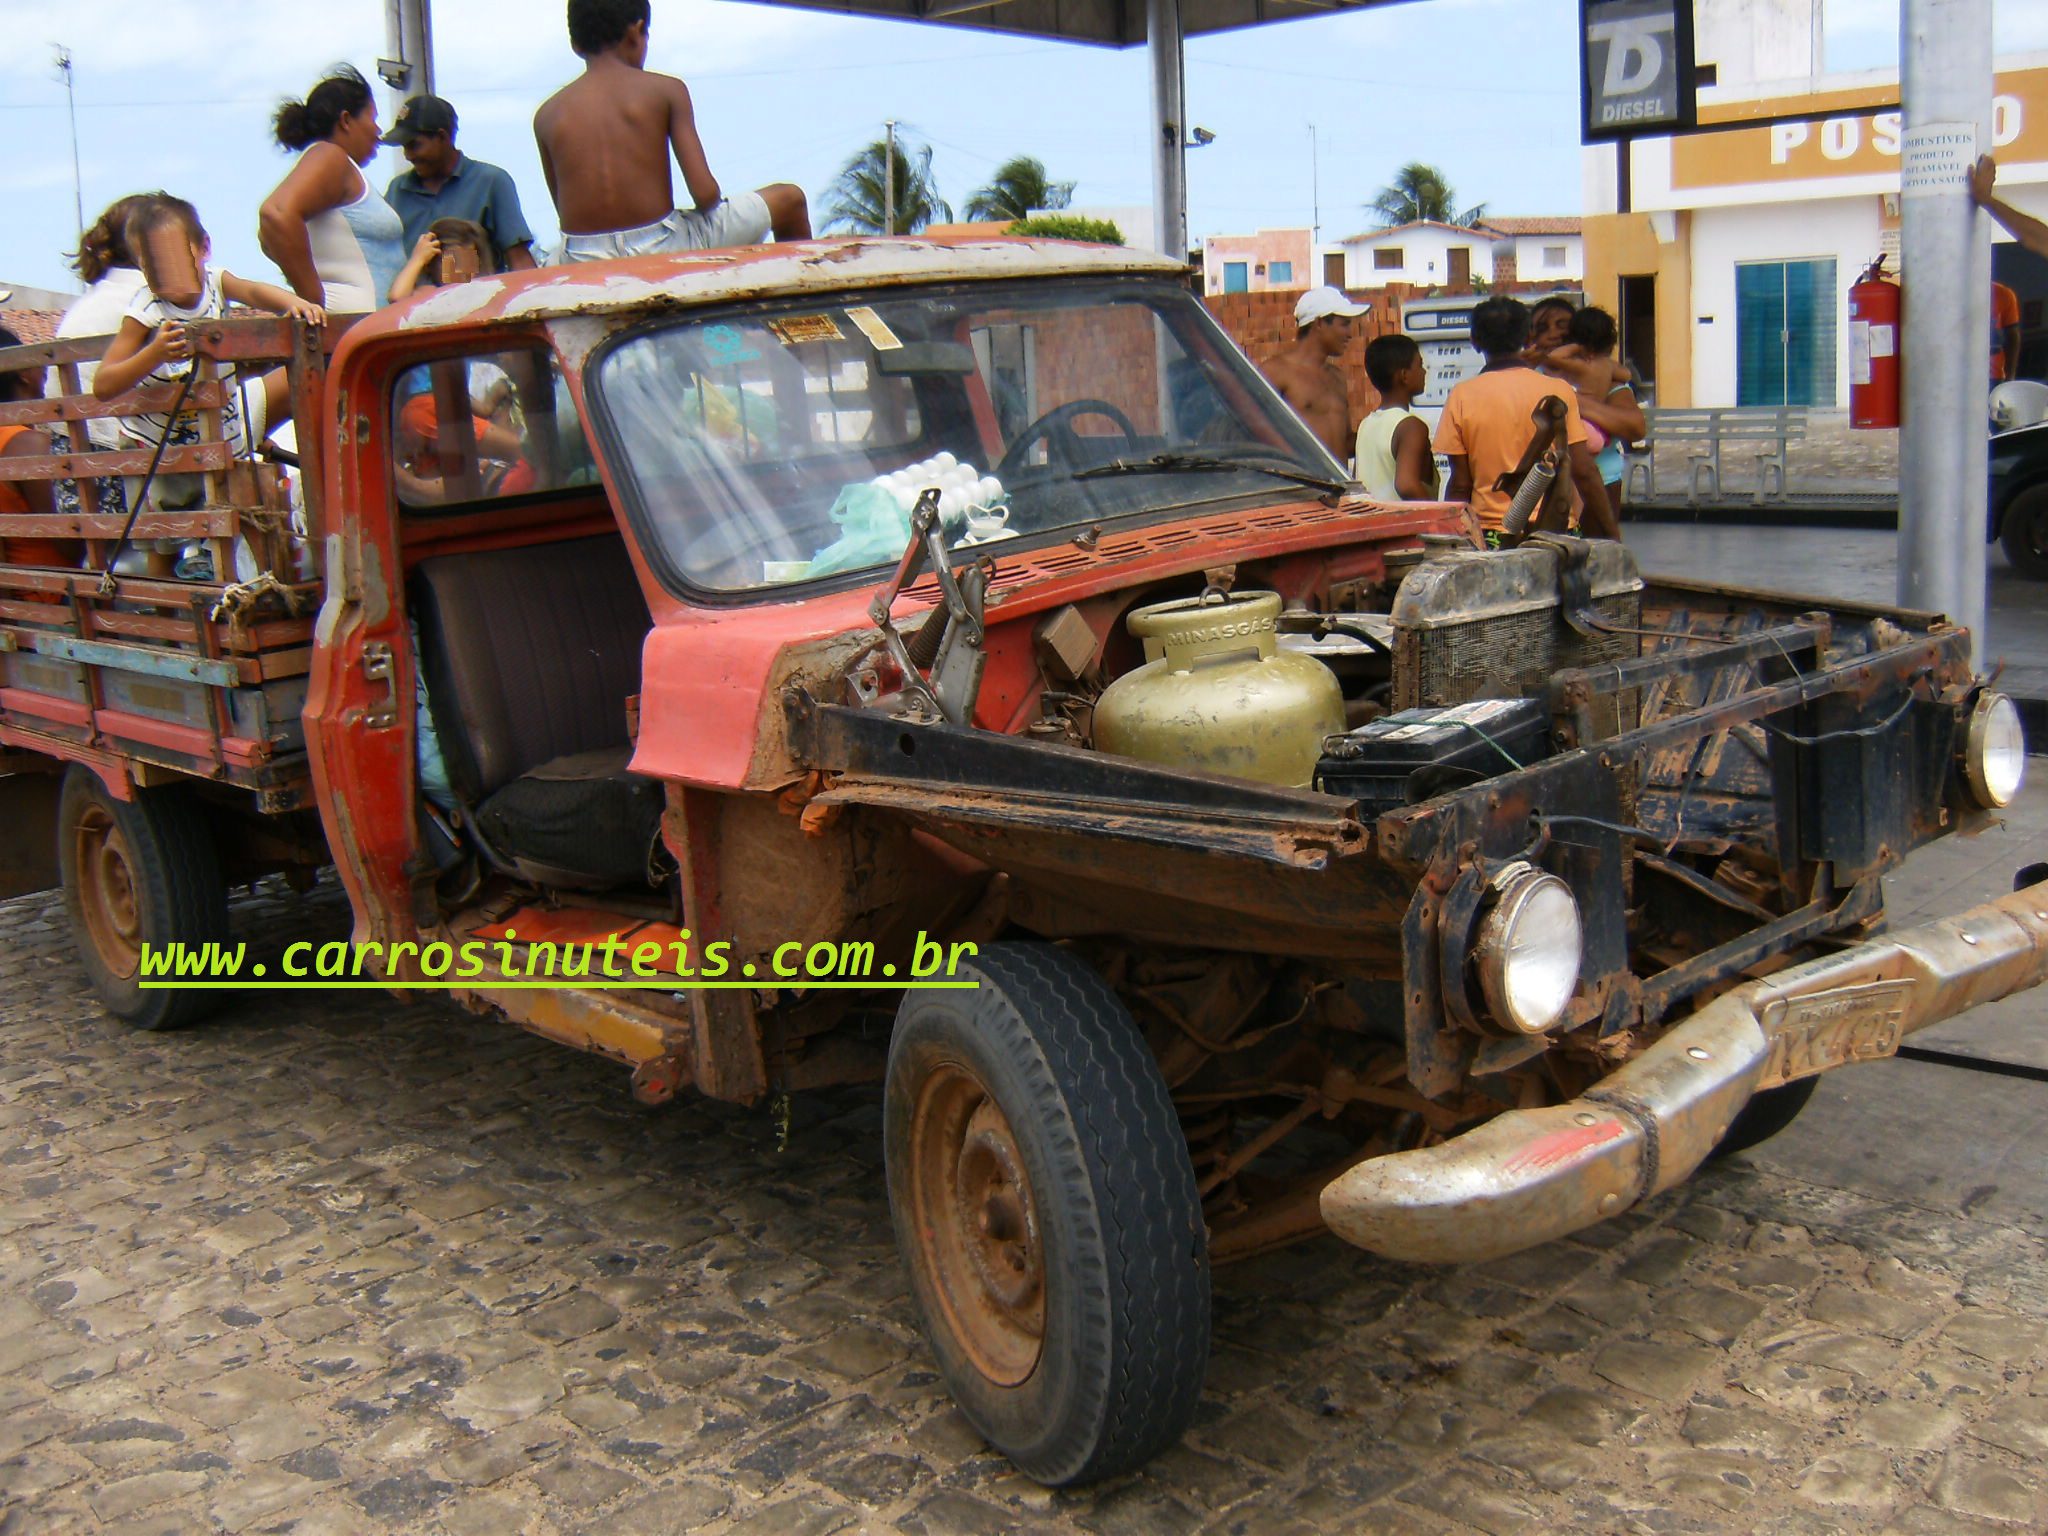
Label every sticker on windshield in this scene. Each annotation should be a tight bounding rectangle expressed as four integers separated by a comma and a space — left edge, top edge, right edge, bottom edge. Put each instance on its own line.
843, 306, 902, 351
701, 324, 762, 365
766, 314, 844, 345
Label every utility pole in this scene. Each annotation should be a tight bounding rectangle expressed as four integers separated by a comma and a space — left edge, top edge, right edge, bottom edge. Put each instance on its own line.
53, 46, 84, 264
884, 120, 897, 235
1310, 123, 1320, 243
1897, 0, 1991, 660
378, 0, 436, 118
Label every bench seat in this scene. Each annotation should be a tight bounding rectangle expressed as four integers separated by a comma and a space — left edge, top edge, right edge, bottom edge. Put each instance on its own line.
411, 535, 662, 890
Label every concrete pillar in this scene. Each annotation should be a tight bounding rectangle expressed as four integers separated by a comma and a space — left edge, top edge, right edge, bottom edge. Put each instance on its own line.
1897, 0, 1992, 659
1149, 0, 1187, 261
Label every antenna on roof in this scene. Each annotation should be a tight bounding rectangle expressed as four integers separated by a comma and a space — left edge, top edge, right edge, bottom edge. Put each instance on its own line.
52, 45, 84, 280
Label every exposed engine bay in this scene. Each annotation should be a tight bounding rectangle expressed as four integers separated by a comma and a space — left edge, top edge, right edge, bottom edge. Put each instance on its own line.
774, 495, 2017, 1261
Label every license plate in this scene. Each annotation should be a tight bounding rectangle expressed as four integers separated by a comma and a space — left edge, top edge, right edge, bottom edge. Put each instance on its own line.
1758, 979, 1912, 1088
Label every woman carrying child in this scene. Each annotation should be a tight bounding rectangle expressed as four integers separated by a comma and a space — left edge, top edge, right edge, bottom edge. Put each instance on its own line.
1542, 305, 1646, 530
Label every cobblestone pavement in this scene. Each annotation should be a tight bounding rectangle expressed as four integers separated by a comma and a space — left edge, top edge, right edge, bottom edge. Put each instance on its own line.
5, 850, 2048, 1536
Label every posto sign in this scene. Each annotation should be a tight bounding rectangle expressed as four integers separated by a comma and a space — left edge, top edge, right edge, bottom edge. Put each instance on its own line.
1671, 68, 2045, 190
1580, 0, 1697, 143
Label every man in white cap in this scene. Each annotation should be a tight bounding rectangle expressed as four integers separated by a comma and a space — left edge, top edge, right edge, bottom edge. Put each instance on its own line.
1260, 285, 1371, 463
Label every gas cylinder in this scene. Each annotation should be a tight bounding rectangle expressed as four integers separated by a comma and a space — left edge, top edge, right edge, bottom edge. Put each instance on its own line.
1093, 590, 1345, 787
1849, 256, 1901, 430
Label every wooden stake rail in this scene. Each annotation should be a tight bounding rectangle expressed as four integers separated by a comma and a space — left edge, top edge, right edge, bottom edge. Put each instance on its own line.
0, 317, 339, 808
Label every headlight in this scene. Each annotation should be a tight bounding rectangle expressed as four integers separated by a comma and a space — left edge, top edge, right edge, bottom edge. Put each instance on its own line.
1964, 692, 2027, 809
1473, 862, 1583, 1035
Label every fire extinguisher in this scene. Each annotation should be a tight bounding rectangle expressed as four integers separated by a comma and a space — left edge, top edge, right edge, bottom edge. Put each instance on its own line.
1849, 255, 1901, 430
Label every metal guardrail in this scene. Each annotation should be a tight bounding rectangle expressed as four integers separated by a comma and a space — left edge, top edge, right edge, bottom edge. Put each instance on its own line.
1623, 406, 1811, 507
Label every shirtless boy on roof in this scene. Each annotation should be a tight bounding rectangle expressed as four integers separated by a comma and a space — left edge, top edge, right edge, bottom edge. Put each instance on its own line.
534, 0, 810, 263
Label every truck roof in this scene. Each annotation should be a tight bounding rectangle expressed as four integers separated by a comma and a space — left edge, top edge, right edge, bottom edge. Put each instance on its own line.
356, 236, 1191, 340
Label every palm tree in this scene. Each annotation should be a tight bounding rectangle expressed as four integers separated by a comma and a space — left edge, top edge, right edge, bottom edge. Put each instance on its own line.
964, 155, 1074, 223
823, 138, 953, 235
1370, 162, 1487, 228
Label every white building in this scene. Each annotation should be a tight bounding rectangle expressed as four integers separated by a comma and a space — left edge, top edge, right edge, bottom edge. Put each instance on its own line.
1477, 218, 1586, 284
1045, 205, 1160, 254
1334, 221, 1501, 290
1329, 218, 1584, 290
1583, 3, 2048, 408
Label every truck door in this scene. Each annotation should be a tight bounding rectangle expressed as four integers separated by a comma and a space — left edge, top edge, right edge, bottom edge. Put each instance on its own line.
303, 337, 607, 951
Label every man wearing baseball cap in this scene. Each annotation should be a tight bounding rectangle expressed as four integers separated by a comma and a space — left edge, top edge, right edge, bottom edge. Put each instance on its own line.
1259, 286, 1371, 463
384, 96, 539, 271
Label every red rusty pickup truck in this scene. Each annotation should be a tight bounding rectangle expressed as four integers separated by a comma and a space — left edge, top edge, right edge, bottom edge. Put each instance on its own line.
2, 237, 2042, 1485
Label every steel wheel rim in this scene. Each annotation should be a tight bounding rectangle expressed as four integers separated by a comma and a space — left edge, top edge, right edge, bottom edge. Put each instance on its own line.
74, 804, 142, 977
908, 1059, 1046, 1385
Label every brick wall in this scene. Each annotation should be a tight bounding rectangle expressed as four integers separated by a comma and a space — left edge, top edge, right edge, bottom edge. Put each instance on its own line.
1032, 303, 1162, 433
1203, 288, 1403, 426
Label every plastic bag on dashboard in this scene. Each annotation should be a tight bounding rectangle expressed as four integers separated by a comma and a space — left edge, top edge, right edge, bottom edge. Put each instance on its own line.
807, 483, 913, 577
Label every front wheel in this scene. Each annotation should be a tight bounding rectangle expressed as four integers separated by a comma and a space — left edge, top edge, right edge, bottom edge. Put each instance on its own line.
884, 942, 1209, 1486
57, 767, 227, 1031
1999, 486, 2048, 579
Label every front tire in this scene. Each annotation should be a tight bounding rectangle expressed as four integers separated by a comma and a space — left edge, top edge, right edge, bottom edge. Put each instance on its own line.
884, 942, 1209, 1486
57, 768, 227, 1031
1999, 486, 2048, 579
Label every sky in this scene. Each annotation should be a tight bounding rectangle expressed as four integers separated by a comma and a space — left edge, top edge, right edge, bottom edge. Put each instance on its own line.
1, 0, 2045, 295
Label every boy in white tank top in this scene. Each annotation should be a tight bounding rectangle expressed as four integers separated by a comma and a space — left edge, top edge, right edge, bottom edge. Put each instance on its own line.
1355, 334, 1437, 502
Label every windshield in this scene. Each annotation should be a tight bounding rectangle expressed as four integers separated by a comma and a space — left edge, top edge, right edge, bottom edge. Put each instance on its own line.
589, 278, 1344, 594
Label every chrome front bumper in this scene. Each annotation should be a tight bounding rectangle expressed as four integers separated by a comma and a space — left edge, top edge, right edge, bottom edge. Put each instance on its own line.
1321, 876, 2048, 1264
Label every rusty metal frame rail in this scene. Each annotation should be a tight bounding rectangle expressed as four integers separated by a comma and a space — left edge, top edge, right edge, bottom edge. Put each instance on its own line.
1637, 872, 1880, 1018
1380, 623, 1965, 868
787, 690, 1369, 870
1549, 616, 1829, 742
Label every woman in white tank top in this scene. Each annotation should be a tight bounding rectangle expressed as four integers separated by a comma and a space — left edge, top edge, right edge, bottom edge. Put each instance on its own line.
258, 66, 407, 315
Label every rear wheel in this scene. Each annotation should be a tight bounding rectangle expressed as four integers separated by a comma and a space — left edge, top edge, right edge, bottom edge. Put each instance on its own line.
1999, 486, 2048, 579
884, 942, 1209, 1486
58, 768, 227, 1031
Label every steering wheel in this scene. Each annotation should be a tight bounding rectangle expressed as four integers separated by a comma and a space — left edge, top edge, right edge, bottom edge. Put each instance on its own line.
996, 397, 1140, 482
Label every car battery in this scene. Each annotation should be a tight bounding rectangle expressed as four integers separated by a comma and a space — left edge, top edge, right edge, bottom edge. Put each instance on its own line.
1316, 696, 1552, 812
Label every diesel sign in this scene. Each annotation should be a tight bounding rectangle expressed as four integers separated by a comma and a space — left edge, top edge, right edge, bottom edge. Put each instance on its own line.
1580, 0, 1696, 143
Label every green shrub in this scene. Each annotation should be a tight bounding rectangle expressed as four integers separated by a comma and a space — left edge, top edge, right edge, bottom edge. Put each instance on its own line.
1007, 214, 1125, 245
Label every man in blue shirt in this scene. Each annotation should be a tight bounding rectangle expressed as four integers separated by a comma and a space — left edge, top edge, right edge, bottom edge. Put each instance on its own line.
382, 96, 539, 271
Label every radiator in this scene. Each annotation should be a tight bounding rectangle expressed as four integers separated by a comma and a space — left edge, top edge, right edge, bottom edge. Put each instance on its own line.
1390, 542, 1643, 716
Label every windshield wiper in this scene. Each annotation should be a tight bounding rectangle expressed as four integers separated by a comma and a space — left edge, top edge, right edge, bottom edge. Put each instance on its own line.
1073, 450, 1349, 496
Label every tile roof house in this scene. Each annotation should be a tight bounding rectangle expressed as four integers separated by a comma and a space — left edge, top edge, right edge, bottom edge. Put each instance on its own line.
1477, 217, 1585, 237
0, 309, 64, 346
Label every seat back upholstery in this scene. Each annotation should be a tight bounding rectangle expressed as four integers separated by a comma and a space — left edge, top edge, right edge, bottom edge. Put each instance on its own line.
411, 535, 651, 803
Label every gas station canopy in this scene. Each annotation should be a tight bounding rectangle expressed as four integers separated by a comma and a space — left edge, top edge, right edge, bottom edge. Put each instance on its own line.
731, 0, 1416, 49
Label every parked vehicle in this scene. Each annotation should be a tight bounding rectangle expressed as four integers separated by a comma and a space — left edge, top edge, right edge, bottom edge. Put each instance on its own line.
1989, 378, 2048, 578
3, 239, 2043, 1486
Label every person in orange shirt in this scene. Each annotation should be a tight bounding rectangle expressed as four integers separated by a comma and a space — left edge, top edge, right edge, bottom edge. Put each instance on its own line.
0, 323, 84, 576
1992, 280, 2021, 382
1435, 297, 1616, 542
